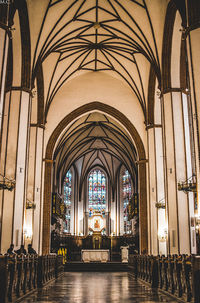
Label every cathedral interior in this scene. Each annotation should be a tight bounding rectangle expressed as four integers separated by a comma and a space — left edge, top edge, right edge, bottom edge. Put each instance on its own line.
0, 0, 200, 302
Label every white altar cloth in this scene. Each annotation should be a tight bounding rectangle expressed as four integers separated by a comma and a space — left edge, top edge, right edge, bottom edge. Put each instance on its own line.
120, 246, 129, 263
82, 249, 110, 263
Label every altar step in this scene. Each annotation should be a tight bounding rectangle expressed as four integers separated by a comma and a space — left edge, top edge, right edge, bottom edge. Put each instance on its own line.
65, 262, 130, 272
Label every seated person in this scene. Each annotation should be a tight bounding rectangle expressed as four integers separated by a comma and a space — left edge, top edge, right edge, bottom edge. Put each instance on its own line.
28, 244, 37, 255
7, 243, 15, 254
15, 244, 27, 255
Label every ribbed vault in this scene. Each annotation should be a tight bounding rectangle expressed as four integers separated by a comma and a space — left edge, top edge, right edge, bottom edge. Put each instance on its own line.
53, 112, 138, 198
27, 0, 164, 123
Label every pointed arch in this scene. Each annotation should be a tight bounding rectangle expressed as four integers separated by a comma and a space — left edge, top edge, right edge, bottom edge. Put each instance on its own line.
43, 101, 148, 254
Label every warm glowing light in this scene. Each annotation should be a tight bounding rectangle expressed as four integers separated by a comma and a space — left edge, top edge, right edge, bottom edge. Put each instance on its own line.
24, 224, 32, 239
158, 227, 168, 242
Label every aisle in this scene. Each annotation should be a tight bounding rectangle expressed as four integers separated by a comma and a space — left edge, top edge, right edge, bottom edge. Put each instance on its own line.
22, 272, 179, 303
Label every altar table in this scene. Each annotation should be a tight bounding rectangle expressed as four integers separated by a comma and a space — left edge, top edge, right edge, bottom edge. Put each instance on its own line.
82, 249, 110, 262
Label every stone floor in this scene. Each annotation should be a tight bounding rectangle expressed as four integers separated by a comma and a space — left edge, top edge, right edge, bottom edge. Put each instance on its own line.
22, 272, 179, 303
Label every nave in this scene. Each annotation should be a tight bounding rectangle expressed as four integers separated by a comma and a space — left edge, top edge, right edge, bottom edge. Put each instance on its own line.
21, 272, 178, 303
0, 0, 200, 302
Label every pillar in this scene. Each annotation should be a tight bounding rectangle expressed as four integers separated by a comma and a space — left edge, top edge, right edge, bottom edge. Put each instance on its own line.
162, 90, 191, 254
0, 88, 31, 253
182, 93, 197, 254
162, 92, 179, 254
42, 159, 53, 254
137, 160, 148, 254
32, 126, 44, 252
12, 90, 31, 248
147, 126, 158, 255
0, 17, 10, 132
185, 1, 200, 217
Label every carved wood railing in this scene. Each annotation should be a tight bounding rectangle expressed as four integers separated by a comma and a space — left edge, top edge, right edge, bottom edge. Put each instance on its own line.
0, 254, 64, 303
129, 254, 200, 303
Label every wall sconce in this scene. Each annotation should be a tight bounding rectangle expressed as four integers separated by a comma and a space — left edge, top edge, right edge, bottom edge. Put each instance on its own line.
26, 200, 36, 210
195, 215, 200, 232
155, 198, 166, 209
0, 174, 15, 191
178, 175, 196, 193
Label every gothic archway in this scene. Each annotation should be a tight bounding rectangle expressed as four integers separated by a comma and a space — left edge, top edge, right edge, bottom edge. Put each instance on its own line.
43, 102, 147, 254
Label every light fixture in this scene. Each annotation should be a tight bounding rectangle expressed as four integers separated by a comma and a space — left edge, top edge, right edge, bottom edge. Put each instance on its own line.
0, 174, 15, 191
155, 198, 166, 209
26, 199, 36, 209
178, 175, 196, 193
195, 214, 200, 232
24, 224, 33, 240
158, 228, 168, 242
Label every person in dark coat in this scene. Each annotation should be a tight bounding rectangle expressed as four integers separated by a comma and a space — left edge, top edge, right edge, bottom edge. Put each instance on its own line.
28, 244, 37, 254
7, 243, 14, 254
15, 244, 27, 255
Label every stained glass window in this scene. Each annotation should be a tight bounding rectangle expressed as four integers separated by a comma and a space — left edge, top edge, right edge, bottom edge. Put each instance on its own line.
63, 170, 72, 233
122, 170, 132, 234
88, 169, 106, 217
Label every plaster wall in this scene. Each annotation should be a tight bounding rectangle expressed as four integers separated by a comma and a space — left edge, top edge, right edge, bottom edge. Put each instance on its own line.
44, 72, 147, 157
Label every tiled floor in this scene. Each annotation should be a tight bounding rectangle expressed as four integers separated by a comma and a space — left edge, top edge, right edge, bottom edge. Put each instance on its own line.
22, 272, 179, 303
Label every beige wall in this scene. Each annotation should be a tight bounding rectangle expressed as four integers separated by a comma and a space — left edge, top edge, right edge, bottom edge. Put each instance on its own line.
44, 72, 147, 154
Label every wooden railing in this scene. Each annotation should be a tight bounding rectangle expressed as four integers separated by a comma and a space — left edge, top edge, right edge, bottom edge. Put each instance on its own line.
129, 254, 200, 303
0, 254, 64, 303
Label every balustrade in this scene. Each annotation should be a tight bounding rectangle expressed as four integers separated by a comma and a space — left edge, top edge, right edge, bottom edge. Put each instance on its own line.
0, 254, 63, 303
129, 254, 200, 303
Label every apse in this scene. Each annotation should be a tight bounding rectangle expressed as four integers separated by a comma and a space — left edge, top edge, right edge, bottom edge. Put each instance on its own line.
50, 112, 139, 252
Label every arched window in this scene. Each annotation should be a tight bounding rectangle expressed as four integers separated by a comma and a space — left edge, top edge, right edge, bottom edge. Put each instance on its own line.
122, 170, 132, 234
63, 170, 72, 233
88, 169, 106, 217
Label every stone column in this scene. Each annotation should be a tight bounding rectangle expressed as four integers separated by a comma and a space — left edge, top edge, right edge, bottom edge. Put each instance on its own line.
185, 3, 200, 216
182, 93, 197, 254
154, 90, 167, 255
12, 90, 31, 248
0, 21, 10, 132
105, 211, 110, 235
154, 125, 167, 256
162, 90, 191, 254
84, 212, 89, 235
32, 126, 44, 252
137, 160, 148, 254
0, 88, 31, 253
147, 126, 158, 255
162, 92, 179, 254
42, 159, 54, 254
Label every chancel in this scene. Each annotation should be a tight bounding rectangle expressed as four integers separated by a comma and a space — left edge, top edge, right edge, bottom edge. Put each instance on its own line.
0, 1, 200, 303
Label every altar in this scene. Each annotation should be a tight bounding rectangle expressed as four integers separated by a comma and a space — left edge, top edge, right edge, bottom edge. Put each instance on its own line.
82, 249, 110, 263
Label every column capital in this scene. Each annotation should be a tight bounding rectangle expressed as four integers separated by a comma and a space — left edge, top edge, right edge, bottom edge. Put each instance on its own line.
0, 22, 10, 34
146, 124, 162, 130
43, 158, 54, 164
162, 87, 189, 95
5, 86, 32, 94
30, 123, 45, 129
135, 159, 148, 165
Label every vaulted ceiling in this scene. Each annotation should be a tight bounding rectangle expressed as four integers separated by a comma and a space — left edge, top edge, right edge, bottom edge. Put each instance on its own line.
53, 112, 138, 195
27, 0, 166, 122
